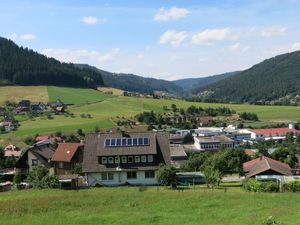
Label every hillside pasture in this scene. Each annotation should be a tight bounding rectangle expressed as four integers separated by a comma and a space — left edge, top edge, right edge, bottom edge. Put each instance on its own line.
47, 86, 111, 105
0, 187, 299, 225
0, 86, 48, 104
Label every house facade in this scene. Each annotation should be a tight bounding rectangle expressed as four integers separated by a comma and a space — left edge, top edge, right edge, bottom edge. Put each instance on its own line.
83, 132, 170, 186
51, 143, 84, 175
194, 135, 234, 151
15, 140, 56, 174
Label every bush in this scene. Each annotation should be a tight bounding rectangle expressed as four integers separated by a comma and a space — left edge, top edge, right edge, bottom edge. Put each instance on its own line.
13, 172, 23, 184
263, 216, 280, 225
286, 180, 300, 192
244, 179, 279, 192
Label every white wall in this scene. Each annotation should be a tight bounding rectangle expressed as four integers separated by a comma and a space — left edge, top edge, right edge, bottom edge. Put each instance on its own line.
87, 171, 158, 186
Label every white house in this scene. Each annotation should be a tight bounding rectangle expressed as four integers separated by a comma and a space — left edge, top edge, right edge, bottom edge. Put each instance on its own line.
83, 132, 171, 186
194, 135, 234, 151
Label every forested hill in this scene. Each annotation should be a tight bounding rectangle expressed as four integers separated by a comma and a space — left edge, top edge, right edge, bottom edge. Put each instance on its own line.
77, 65, 185, 96
0, 37, 103, 88
193, 51, 300, 103
173, 71, 239, 90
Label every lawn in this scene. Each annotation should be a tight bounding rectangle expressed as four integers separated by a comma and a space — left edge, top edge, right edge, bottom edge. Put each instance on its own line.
47, 86, 112, 105
0, 186, 299, 225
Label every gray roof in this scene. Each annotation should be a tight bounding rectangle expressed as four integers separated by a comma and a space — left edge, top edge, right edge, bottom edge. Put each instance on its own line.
195, 135, 233, 143
170, 144, 187, 158
83, 132, 170, 173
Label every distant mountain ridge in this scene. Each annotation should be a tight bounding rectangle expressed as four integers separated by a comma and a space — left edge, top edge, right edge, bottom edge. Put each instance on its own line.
173, 72, 239, 90
0, 37, 104, 88
194, 51, 300, 103
77, 64, 186, 96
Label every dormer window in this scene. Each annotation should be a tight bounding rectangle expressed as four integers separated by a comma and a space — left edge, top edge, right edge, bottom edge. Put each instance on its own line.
108, 157, 114, 164
141, 155, 147, 163
128, 156, 133, 163
121, 156, 127, 163
115, 156, 120, 164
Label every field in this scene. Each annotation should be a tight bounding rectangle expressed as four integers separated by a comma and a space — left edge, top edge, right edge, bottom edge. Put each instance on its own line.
0, 86, 300, 145
0, 186, 300, 225
0, 86, 48, 104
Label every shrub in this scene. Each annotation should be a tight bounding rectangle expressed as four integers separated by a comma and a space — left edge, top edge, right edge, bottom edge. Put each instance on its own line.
244, 179, 279, 192
13, 172, 23, 184
286, 180, 300, 192
263, 216, 280, 225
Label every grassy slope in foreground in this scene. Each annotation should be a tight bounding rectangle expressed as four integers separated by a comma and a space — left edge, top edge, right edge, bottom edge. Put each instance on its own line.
0, 187, 299, 225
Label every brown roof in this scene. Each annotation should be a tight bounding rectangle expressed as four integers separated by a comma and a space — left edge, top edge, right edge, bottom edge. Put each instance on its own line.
52, 143, 83, 162
243, 156, 292, 178
83, 132, 170, 173
170, 144, 187, 158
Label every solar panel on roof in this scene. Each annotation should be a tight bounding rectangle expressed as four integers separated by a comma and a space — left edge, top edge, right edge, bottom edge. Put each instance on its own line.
105, 137, 150, 147
133, 138, 138, 145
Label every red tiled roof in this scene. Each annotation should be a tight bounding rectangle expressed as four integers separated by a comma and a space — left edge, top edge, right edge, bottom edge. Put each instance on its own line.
51, 143, 83, 162
35, 135, 50, 141
250, 128, 300, 136
243, 156, 292, 177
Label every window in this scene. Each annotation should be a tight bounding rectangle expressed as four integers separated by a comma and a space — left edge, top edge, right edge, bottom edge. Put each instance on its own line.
101, 172, 114, 181
144, 138, 149, 145
32, 159, 38, 166
127, 138, 132, 146
147, 155, 153, 163
105, 139, 110, 146
133, 138, 138, 146
115, 156, 120, 164
58, 162, 64, 169
121, 156, 127, 163
145, 170, 155, 178
110, 139, 116, 146
141, 155, 147, 163
128, 156, 133, 163
101, 157, 107, 164
138, 138, 143, 145
134, 156, 140, 163
108, 157, 114, 164
127, 171, 137, 179
116, 138, 121, 146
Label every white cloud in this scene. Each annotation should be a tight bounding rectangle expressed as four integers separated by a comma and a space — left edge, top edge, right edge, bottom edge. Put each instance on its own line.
9, 33, 36, 41
291, 42, 300, 51
137, 54, 144, 60
81, 16, 106, 25
154, 6, 189, 21
169, 55, 180, 61
191, 28, 234, 45
261, 25, 287, 37
159, 30, 188, 48
41, 48, 119, 64
228, 42, 241, 51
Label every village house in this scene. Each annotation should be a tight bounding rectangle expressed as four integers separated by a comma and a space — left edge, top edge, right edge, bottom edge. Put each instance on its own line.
4, 145, 22, 159
170, 144, 187, 169
194, 135, 234, 152
248, 125, 300, 141
15, 140, 56, 174
51, 143, 84, 175
48, 98, 67, 114
83, 132, 170, 186
243, 156, 292, 178
16, 100, 31, 113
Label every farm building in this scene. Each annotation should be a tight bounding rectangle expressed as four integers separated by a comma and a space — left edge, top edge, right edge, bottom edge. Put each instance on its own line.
243, 156, 292, 178
248, 126, 300, 140
83, 132, 170, 186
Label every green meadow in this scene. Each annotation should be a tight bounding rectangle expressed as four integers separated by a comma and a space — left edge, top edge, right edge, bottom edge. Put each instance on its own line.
0, 186, 299, 225
0, 86, 300, 144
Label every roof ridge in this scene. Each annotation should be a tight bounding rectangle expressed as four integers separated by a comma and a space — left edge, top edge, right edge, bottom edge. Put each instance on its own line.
265, 157, 271, 170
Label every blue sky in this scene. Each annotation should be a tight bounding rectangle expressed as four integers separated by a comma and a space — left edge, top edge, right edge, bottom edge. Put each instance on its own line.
1, 0, 300, 80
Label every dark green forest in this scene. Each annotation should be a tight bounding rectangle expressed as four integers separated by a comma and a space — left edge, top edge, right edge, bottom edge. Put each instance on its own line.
0, 37, 103, 88
193, 51, 300, 103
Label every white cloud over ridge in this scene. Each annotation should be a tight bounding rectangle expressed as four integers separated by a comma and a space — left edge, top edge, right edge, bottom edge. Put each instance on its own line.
9, 33, 36, 41
261, 25, 287, 37
191, 28, 234, 45
154, 6, 189, 21
159, 30, 187, 47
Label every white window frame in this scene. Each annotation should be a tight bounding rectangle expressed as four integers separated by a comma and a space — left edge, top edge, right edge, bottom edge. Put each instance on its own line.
134, 156, 140, 163
121, 156, 127, 163
101, 157, 107, 164
128, 156, 133, 163
108, 157, 114, 164
147, 155, 153, 163
101, 172, 114, 181
145, 170, 155, 179
141, 155, 147, 163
